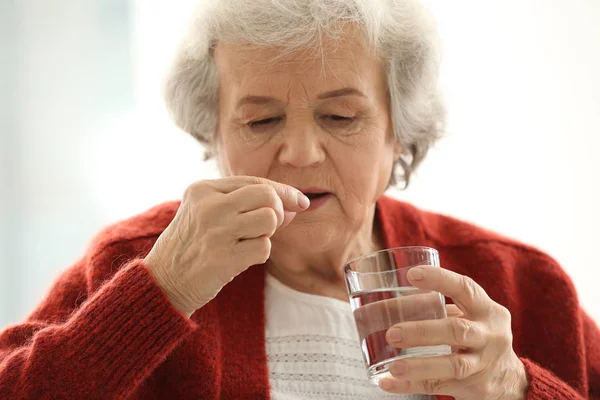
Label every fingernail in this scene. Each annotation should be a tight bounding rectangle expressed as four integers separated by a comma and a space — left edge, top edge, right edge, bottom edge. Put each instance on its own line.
408, 267, 424, 281
391, 361, 407, 375
379, 379, 394, 390
387, 327, 403, 343
297, 193, 310, 209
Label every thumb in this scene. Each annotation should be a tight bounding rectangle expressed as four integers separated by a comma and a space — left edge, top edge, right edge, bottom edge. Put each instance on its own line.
278, 211, 297, 230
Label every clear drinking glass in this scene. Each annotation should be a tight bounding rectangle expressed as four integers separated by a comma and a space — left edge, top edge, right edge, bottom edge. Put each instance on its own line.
344, 246, 451, 385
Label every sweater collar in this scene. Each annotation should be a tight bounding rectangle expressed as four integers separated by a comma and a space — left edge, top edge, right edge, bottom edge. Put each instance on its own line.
214, 195, 426, 397
376, 195, 427, 249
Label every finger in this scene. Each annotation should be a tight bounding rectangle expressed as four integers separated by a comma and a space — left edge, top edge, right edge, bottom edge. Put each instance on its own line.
207, 176, 310, 212
388, 353, 481, 382
387, 317, 486, 349
231, 236, 272, 268
407, 266, 493, 318
228, 185, 286, 227
234, 208, 278, 239
379, 376, 454, 396
446, 304, 463, 318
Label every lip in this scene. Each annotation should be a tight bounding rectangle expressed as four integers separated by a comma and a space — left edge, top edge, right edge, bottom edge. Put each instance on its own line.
292, 187, 333, 211
305, 193, 332, 211
296, 187, 330, 194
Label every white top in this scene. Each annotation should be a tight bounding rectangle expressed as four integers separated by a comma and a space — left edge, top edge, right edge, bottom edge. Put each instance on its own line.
265, 273, 431, 400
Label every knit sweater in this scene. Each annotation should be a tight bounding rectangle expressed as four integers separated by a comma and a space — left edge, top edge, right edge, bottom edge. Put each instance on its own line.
0, 196, 598, 400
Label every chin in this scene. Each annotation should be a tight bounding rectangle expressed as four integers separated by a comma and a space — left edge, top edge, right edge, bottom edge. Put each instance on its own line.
273, 220, 340, 253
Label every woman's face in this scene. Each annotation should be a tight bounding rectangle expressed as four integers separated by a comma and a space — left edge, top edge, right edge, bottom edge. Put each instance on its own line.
214, 32, 399, 254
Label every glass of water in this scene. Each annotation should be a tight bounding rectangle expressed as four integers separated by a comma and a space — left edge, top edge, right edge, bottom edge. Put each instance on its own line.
344, 246, 451, 385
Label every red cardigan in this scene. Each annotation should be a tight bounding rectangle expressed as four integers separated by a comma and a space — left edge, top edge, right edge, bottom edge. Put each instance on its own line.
1, 196, 598, 399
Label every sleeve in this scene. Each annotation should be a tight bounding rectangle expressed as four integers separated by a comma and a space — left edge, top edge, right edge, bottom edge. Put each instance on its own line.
0, 258, 195, 400
508, 247, 600, 400
519, 310, 600, 400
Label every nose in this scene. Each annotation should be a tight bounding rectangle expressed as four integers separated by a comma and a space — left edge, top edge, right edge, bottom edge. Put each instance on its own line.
277, 124, 326, 168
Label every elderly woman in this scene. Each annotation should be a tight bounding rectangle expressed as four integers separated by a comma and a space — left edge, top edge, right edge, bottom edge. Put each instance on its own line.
1, 0, 599, 399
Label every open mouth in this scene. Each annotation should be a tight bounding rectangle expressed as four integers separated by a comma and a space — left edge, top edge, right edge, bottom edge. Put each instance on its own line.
304, 192, 330, 200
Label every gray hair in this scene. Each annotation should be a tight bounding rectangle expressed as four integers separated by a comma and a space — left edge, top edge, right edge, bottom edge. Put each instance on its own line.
164, 0, 446, 187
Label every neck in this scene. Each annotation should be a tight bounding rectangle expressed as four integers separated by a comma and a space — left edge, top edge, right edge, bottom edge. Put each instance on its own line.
266, 205, 384, 302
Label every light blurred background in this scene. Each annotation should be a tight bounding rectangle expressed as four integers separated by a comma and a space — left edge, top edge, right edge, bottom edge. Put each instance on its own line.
1, 0, 599, 328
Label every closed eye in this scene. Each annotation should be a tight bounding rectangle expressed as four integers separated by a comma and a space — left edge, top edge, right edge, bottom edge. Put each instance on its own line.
320, 115, 356, 125
328, 115, 354, 121
318, 114, 360, 135
248, 117, 282, 128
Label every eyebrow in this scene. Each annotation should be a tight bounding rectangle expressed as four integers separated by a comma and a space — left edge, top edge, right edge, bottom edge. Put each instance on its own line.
317, 87, 366, 100
236, 96, 280, 108
235, 87, 366, 108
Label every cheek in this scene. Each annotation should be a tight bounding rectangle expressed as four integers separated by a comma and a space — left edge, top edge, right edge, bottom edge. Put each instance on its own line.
218, 132, 275, 177
336, 138, 395, 201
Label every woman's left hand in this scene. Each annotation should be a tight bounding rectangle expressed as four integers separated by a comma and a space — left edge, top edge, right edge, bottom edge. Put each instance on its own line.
380, 266, 529, 400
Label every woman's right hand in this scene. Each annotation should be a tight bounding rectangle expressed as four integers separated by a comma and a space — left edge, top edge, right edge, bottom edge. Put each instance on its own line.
143, 176, 310, 317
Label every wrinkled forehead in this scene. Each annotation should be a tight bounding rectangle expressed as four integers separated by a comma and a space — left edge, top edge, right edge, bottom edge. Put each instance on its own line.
213, 35, 386, 103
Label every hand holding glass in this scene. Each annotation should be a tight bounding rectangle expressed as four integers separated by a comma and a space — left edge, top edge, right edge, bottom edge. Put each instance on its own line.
344, 247, 451, 385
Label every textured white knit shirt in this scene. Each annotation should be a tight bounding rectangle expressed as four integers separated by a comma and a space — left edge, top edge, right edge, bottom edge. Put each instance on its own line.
265, 273, 431, 400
